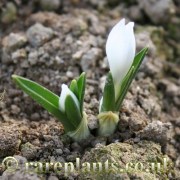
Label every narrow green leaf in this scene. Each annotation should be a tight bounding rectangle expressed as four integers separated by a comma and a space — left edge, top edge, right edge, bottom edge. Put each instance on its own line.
65, 95, 82, 128
115, 48, 148, 110
70, 80, 78, 98
77, 72, 86, 114
101, 72, 115, 112
132, 47, 148, 71
12, 75, 76, 132
115, 66, 135, 110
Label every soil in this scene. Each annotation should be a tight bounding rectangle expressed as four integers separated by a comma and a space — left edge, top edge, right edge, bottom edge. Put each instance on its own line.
0, 0, 180, 179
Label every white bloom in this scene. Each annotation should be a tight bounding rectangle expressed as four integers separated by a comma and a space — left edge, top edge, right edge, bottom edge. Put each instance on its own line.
59, 84, 79, 112
106, 18, 135, 100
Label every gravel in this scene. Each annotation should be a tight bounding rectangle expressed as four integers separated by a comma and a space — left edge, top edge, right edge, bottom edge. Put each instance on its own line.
26, 23, 54, 47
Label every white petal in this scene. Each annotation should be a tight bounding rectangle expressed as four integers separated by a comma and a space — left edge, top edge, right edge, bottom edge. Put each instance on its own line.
59, 84, 79, 112
106, 19, 136, 100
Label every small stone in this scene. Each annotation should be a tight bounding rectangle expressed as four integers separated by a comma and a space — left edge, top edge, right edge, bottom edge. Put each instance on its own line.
21, 142, 38, 160
31, 139, 41, 146
56, 156, 65, 163
2, 33, 27, 51
135, 31, 156, 55
63, 148, 70, 155
51, 136, 64, 149
129, 112, 147, 132
66, 152, 80, 162
88, 114, 99, 130
28, 51, 38, 65
54, 56, 64, 65
138, 96, 161, 117
166, 83, 179, 97
0, 126, 21, 158
55, 148, 63, 155
40, 0, 61, 11
26, 23, 54, 47
11, 49, 27, 63
66, 71, 74, 78
11, 104, 21, 115
80, 48, 103, 71
72, 50, 83, 60
13, 155, 27, 167
43, 135, 52, 141
30, 113, 40, 121
138, 121, 172, 147
20, 60, 29, 68
91, 137, 107, 147
138, 0, 175, 24
42, 75, 50, 84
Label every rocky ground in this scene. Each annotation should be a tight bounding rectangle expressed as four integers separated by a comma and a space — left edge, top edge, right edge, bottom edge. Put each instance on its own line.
0, 0, 180, 179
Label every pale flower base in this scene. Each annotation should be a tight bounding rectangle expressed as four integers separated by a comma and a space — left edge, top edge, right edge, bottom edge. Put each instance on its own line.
67, 112, 90, 141
98, 111, 119, 136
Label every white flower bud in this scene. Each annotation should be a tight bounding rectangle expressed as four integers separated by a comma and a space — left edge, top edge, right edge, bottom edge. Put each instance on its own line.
106, 18, 136, 100
59, 84, 79, 112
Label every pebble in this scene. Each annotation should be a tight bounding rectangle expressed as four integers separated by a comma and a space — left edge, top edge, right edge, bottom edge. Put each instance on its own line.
66, 152, 79, 162
0, 126, 21, 158
21, 142, 38, 160
2, 33, 27, 51
129, 111, 147, 132
138, 121, 172, 147
138, 0, 175, 24
88, 114, 99, 130
26, 23, 54, 47
28, 51, 38, 65
71, 142, 82, 152
63, 148, 71, 155
72, 50, 83, 60
80, 47, 103, 71
66, 71, 74, 78
11, 49, 27, 63
40, 0, 61, 11
11, 104, 21, 115
56, 156, 65, 163
30, 113, 40, 121
55, 148, 63, 155
91, 136, 107, 147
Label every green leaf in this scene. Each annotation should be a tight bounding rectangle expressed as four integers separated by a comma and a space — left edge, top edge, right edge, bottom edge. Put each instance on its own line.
115, 47, 148, 110
70, 80, 78, 98
101, 72, 115, 112
65, 95, 82, 128
77, 72, 86, 114
132, 47, 148, 70
12, 75, 76, 132
115, 66, 135, 110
